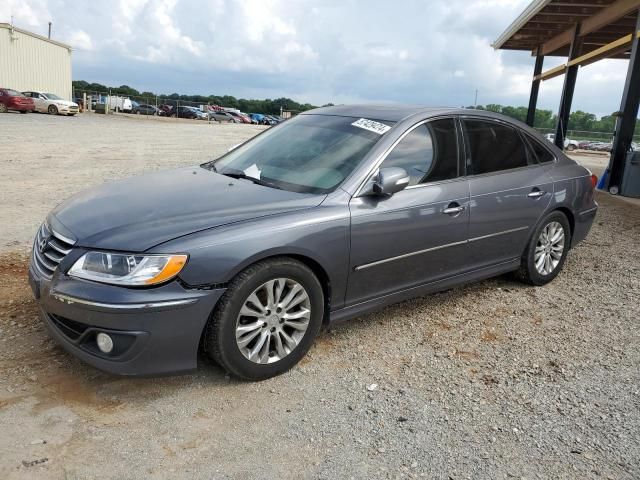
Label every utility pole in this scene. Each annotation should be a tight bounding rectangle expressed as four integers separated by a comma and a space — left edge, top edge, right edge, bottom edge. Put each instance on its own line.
474, 89, 479, 107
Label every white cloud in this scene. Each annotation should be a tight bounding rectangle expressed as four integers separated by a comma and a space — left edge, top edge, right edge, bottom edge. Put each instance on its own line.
1, 0, 631, 115
65, 30, 93, 50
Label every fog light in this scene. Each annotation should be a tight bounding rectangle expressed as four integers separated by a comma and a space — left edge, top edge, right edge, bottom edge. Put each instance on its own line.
96, 333, 114, 354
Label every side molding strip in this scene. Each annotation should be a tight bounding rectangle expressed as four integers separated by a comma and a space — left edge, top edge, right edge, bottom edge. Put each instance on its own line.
354, 226, 529, 271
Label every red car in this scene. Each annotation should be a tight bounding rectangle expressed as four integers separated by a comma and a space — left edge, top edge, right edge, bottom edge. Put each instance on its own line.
0, 88, 35, 113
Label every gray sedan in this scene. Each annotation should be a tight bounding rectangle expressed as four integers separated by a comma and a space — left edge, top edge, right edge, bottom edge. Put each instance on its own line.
28, 105, 598, 380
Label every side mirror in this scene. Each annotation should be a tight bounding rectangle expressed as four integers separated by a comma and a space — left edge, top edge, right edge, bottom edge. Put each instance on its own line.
362, 167, 410, 196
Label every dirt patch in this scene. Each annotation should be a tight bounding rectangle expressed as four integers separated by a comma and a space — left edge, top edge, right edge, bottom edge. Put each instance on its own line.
0, 114, 639, 479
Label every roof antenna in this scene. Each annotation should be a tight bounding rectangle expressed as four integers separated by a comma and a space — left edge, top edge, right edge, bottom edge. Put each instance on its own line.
48, 21, 52, 39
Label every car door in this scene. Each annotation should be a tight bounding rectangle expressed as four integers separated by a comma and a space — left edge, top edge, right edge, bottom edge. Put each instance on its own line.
346, 117, 470, 306
462, 117, 553, 270
35, 93, 49, 112
22, 92, 36, 111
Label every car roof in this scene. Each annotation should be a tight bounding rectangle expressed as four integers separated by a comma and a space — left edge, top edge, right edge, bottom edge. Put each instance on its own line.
302, 104, 461, 122
301, 104, 529, 125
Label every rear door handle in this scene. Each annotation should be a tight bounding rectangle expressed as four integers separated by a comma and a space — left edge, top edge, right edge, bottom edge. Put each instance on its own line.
527, 189, 546, 198
443, 204, 466, 215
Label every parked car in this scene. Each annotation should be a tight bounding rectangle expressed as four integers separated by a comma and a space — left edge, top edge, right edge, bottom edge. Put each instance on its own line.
158, 104, 174, 117
249, 113, 265, 124
226, 111, 251, 124
28, 106, 597, 380
0, 88, 34, 113
170, 106, 200, 119
544, 133, 579, 151
132, 104, 159, 115
22, 91, 79, 116
209, 110, 239, 123
265, 115, 282, 125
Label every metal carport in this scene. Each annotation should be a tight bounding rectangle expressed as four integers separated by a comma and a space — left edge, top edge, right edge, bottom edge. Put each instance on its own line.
493, 0, 640, 196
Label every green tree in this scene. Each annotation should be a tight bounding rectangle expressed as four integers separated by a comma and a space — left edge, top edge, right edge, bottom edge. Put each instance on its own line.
569, 110, 596, 131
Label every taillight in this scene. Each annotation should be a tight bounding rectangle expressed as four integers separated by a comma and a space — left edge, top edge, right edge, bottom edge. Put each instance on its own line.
591, 174, 598, 189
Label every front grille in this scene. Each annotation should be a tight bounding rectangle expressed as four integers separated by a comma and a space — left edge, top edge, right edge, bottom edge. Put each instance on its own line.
32, 223, 75, 278
49, 313, 89, 341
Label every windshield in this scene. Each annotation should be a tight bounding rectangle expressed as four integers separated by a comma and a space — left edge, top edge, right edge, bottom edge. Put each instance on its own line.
204, 114, 394, 194
44, 93, 62, 100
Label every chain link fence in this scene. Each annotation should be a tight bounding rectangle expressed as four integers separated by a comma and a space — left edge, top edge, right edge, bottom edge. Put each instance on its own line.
71, 88, 261, 123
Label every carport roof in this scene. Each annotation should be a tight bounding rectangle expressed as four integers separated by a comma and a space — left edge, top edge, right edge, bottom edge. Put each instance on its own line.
493, 0, 640, 58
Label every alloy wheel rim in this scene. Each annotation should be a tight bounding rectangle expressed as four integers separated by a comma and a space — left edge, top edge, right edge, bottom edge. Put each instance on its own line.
235, 278, 311, 364
534, 221, 565, 276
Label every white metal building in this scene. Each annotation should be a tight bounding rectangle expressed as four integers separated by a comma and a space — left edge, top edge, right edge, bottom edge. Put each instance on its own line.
0, 23, 72, 100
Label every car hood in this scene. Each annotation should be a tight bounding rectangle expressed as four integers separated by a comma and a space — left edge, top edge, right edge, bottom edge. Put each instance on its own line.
50, 167, 325, 252
50, 99, 77, 107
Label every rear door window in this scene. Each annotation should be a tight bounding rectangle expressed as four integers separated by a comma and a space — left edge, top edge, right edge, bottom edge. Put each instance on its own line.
462, 119, 533, 174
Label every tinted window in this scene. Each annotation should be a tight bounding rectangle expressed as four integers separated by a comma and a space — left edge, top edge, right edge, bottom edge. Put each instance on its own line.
525, 135, 555, 164
463, 120, 532, 174
382, 118, 458, 186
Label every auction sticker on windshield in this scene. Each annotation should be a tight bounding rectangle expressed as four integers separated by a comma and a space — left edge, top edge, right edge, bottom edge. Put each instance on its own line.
351, 118, 392, 135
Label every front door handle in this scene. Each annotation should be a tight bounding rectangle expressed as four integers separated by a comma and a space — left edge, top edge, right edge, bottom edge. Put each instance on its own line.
527, 188, 546, 198
443, 204, 466, 215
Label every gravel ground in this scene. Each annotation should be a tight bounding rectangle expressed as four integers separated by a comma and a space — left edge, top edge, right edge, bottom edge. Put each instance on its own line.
0, 113, 638, 479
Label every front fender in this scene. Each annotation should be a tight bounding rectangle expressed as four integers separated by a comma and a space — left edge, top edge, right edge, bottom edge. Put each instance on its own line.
150, 202, 351, 310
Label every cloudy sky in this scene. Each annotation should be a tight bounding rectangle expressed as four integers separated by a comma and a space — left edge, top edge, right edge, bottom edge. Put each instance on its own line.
1, 0, 631, 117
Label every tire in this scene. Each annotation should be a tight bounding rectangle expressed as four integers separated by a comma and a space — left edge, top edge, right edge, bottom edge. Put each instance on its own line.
566, 144, 577, 152
20, 110, 28, 114
204, 257, 324, 380
48, 105, 58, 115
0, 104, 7, 113
514, 211, 571, 286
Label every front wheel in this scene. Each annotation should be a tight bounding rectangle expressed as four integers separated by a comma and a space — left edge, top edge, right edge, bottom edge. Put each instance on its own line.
515, 211, 571, 286
204, 258, 324, 380
0, 104, 7, 113
48, 105, 58, 115
566, 144, 577, 152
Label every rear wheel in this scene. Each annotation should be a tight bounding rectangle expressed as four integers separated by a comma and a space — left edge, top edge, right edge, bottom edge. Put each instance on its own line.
0, 104, 7, 113
204, 258, 324, 380
48, 105, 58, 115
566, 144, 577, 152
515, 211, 571, 286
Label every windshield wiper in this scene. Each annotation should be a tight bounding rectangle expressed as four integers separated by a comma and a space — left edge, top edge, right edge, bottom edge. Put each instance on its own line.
201, 162, 218, 172
219, 168, 282, 190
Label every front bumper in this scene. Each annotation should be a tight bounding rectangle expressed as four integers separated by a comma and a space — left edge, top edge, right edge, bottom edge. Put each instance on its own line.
57, 105, 79, 115
28, 260, 225, 376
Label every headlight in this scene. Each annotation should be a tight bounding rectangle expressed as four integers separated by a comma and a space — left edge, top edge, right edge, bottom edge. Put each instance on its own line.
68, 252, 188, 286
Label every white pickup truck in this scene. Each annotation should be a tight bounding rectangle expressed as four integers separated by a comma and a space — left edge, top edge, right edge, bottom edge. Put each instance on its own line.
545, 133, 579, 151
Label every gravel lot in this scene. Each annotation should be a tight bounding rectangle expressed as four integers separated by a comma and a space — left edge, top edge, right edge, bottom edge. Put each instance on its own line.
0, 113, 638, 479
